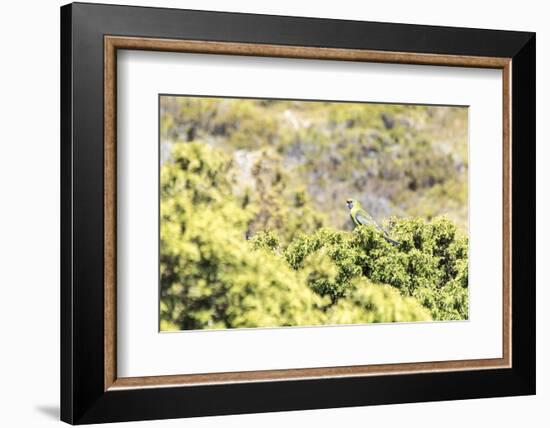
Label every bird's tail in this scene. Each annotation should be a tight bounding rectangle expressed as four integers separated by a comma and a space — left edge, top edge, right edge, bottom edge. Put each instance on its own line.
384, 236, 400, 247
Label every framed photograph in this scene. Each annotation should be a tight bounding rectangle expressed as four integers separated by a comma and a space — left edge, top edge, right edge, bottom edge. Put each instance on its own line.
60, 2, 535, 424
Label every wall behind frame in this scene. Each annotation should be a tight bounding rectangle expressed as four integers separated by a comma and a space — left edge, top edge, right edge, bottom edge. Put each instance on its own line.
0, 1, 545, 427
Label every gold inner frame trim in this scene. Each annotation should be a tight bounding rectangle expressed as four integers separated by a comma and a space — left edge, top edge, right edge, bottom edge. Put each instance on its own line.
104, 35, 512, 391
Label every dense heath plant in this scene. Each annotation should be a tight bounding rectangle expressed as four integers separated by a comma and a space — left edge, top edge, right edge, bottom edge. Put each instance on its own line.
160, 141, 468, 330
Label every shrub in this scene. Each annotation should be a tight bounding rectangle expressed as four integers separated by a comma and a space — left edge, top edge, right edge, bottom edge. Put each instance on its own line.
280, 218, 468, 320
160, 140, 468, 330
327, 279, 431, 324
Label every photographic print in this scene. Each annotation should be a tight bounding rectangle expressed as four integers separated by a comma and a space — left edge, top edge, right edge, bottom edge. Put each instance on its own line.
159, 95, 469, 331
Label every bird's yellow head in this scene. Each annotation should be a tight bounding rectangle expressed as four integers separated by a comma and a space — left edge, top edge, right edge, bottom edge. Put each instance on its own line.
346, 199, 360, 210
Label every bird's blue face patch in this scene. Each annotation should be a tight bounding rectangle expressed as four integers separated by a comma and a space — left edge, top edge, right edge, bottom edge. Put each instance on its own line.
346, 200, 353, 209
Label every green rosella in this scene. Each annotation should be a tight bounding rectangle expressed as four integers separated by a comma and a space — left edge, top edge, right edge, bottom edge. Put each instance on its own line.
346, 198, 399, 246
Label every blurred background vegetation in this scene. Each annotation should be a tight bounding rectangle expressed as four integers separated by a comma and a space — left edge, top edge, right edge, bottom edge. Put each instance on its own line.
159, 96, 469, 331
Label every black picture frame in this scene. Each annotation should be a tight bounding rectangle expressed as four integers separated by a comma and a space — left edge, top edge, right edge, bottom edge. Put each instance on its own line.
61, 2, 535, 424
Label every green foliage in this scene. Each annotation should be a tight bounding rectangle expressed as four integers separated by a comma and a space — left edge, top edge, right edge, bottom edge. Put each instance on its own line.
327, 279, 431, 324
279, 217, 468, 320
160, 142, 328, 330
284, 228, 361, 302
249, 230, 280, 251
160, 137, 469, 330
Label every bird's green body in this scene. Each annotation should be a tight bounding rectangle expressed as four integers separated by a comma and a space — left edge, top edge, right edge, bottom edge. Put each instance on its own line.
349, 204, 377, 228
346, 199, 399, 246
